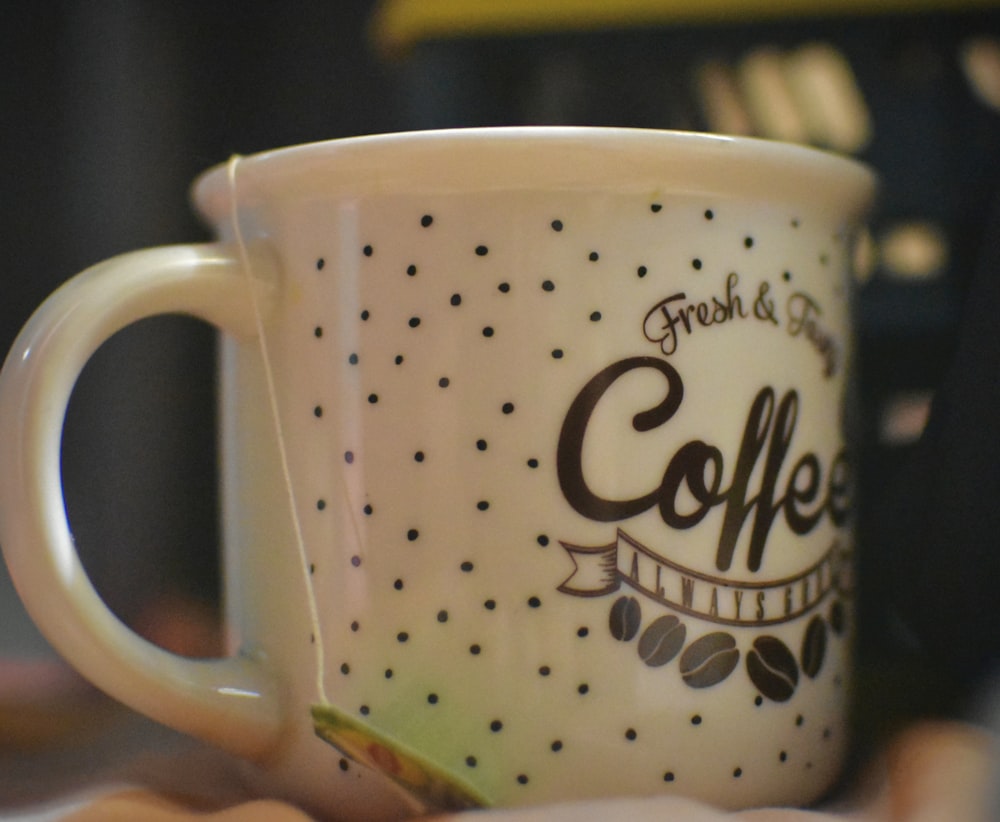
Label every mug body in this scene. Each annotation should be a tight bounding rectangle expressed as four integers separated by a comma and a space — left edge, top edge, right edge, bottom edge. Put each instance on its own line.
198, 128, 873, 815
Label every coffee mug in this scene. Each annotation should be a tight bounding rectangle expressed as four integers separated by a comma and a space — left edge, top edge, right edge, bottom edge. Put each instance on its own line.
0, 128, 874, 819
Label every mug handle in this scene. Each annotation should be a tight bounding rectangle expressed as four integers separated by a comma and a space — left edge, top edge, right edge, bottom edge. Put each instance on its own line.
0, 244, 284, 759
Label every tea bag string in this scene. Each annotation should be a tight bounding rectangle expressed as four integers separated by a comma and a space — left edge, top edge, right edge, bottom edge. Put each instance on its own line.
227, 155, 328, 704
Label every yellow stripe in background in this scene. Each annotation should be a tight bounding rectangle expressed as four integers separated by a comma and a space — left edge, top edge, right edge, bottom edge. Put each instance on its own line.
372, 0, 1000, 57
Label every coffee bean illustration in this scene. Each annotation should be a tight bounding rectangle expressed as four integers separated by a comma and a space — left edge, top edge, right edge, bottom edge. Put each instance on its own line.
680, 632, 739, 688
800, 616, 827, 679
637, 615, 686, 667
609, 596, 641, 642
829, 599, 846, 635
746, 636, 799, 702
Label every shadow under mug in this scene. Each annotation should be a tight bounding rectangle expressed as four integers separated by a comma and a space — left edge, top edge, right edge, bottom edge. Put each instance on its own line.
0, 127, 874, 819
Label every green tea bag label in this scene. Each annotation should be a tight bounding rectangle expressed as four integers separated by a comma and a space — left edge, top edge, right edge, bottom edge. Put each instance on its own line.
311, 703, 490, 812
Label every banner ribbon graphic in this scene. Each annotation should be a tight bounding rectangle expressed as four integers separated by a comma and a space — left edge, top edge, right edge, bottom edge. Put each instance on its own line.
559, 530, 851, 627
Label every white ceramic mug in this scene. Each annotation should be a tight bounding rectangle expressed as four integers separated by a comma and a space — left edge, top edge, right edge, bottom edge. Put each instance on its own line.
0, 128, 874, 819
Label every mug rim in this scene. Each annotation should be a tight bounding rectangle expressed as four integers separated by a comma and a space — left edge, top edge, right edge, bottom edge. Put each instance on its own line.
193, 126, 876, 226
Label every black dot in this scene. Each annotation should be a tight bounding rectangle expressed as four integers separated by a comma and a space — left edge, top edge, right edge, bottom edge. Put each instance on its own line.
367, 393, 378, 404
551, 740, 563, 752
340, 662, 350, 674
577, 627, 589, 637
348, 353, 358, 365
577, 683, 589, 695
783, 271, 792, 281
339, 758, 349, 771
363, 504, 373, 516
407, 529, 419, 541
317, 258, 326, 271
466, 756, 477, 767
407, 264, 417, 276
663, 772, 675, 782
651, 203, 662, 212
397, 631, 409, 643
704, 209, 715, 220
551, 219, 563, 231
539, 665, 551, 676
360, 310, 370, 320
309, 563, 316, 574
414, 451, 425, 462
537, 534, 549, 546
408, 316, 421, 328
351, 620, 360, 632
755, 695, 763, 706
421, 214, 433, 227
476, 439, 488, 451
502, 402, 515, 414
590, 311, 602, 321
796, 715, 804, 726
450, 293, 462, 306
498, 282, 511, 293
625, 728, 637, 741
517, 774, 529, 785
484, 599, 496, 610
437, 610, 448, 623
779, 751, 788, 762
314, 406, 324, 418
476, 500, 490, 511
588, 251, 599, 261
393, 578, 404, 590
691, 715, 702, 725
363, 245, 373, 257
551, 349, 564, 359
350, 555, 361, 568
733, 767, 743, 778
744, 237, 754, 249
427, 693, 439, 704
385, 669, 393, 679
637, 266, 648, 278
360, 704, 370, 715
314, 326, 323, 338
438, 377, 450, 388
791, 218, 800, 228
542, 280, 555, 292
461, 561, 474, 572
527, 458, 539, 468
692, 258, 703, 270
475, 245, 489, 256
343, 450, 353, 463
470, 644, 481, 655
482, 326, 495, 337
490, 720, 503, 732
528, 596, 541, 608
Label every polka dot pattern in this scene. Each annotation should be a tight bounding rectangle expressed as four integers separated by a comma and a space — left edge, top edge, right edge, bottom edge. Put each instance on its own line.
277, 190, 854, 808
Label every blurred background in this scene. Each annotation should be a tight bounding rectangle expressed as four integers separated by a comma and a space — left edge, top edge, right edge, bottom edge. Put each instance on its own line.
1, 0, 999, 805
